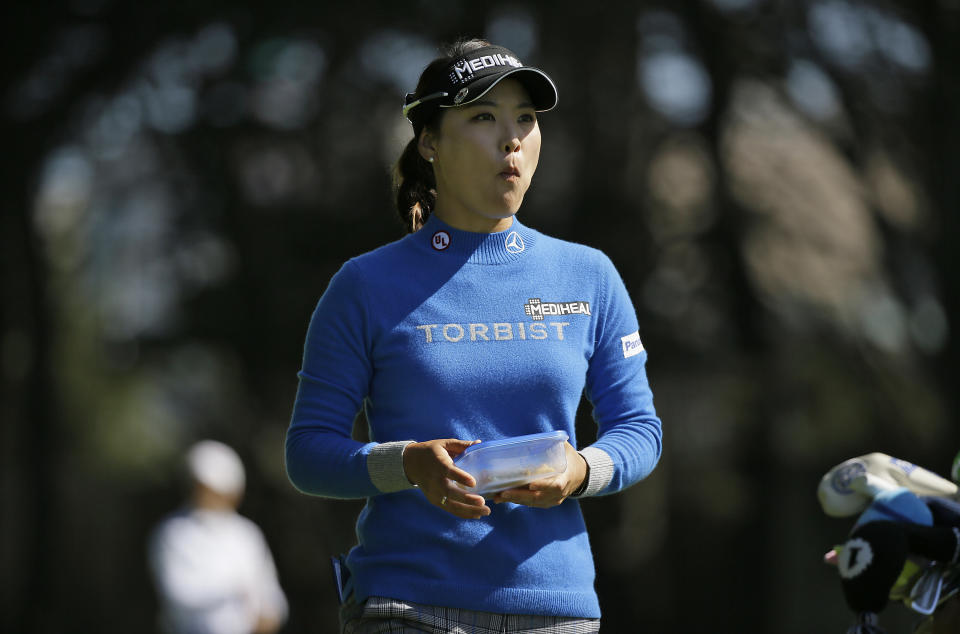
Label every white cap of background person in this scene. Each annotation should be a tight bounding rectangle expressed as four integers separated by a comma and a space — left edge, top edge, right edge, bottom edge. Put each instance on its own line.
186, 440, 246, 496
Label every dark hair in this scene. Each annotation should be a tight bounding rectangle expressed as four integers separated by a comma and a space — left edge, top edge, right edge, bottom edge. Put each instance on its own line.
393, 37, 491, 233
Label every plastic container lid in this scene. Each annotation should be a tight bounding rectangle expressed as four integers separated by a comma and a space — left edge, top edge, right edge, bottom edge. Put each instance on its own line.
454, 430, 569, 495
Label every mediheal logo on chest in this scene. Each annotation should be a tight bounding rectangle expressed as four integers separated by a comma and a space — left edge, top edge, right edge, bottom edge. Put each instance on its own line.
621, 331, 644, 358
523, 298, 591, 321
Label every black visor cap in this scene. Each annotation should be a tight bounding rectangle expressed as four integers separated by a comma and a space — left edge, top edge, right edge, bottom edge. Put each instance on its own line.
403, 45, 558, 124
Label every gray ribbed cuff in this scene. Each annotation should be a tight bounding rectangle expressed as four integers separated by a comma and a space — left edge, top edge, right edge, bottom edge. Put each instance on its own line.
575, 446, 614, 497
367, 441, 417, 493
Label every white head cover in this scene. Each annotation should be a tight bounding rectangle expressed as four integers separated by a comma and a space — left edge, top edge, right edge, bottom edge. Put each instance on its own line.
186, 440, 246, 495
818, 452, 958, 517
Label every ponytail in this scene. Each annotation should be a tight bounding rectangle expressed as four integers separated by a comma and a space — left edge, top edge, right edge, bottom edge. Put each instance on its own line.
393, 37, 492, 233
393, 136, 436, 233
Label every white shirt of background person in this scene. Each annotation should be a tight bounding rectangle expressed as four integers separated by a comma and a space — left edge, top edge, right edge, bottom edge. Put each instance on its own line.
148, 440, 289, 634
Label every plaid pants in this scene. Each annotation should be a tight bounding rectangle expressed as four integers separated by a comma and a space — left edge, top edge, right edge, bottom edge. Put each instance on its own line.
341, 595, 601, 634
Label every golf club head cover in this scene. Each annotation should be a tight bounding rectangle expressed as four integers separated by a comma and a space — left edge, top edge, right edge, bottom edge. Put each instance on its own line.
852, 487, 933, 531
901, 523, 960, 565
838, 521, 908, 614
924, 495, 960, 528
819, 453, 958, 518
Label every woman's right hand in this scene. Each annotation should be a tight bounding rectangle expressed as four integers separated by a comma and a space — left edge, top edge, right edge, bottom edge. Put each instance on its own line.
403, 439, 490, 519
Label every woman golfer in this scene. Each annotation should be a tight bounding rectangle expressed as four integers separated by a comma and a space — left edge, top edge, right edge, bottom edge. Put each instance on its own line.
286, 37, 663, 633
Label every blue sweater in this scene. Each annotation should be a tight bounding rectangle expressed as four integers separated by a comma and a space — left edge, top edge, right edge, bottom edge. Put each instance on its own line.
286, 214, 662, 618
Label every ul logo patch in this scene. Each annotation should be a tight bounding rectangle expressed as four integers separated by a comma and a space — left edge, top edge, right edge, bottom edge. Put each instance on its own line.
432, 231, 451, 251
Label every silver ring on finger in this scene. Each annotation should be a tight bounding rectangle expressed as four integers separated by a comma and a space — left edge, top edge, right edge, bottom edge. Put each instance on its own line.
440, 496, 447, 506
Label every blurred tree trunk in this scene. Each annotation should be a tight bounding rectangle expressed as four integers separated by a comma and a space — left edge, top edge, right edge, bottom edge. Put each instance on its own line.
922, 3, 960, 463
546, 3, 641, 258
1, 10, 63, 630
680, 2, 780, 630
0, 4, 227, 630
0, 187, 59, 634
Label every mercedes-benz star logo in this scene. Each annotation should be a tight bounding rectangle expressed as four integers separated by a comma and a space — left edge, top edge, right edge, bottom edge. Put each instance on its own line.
505, 231, 525, 254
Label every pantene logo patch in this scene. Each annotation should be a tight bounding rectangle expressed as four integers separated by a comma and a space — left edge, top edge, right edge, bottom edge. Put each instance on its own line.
621, 331, 644, 358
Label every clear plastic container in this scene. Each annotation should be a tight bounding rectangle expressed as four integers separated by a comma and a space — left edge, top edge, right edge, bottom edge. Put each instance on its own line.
454, 430, 569, 495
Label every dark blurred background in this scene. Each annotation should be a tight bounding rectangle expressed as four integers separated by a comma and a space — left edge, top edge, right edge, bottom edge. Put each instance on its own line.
3, 1, 959, 632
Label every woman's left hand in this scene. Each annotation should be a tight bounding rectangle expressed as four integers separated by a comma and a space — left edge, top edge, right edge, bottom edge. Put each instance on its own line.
491, 442, 587, 508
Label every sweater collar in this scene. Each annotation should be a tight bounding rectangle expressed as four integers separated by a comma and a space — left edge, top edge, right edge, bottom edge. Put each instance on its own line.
416, 214, 536, 265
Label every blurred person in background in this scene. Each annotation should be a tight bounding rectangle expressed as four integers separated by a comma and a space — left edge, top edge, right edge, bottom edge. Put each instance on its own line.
286, 37, 662, 633
148, 440, 289, 634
